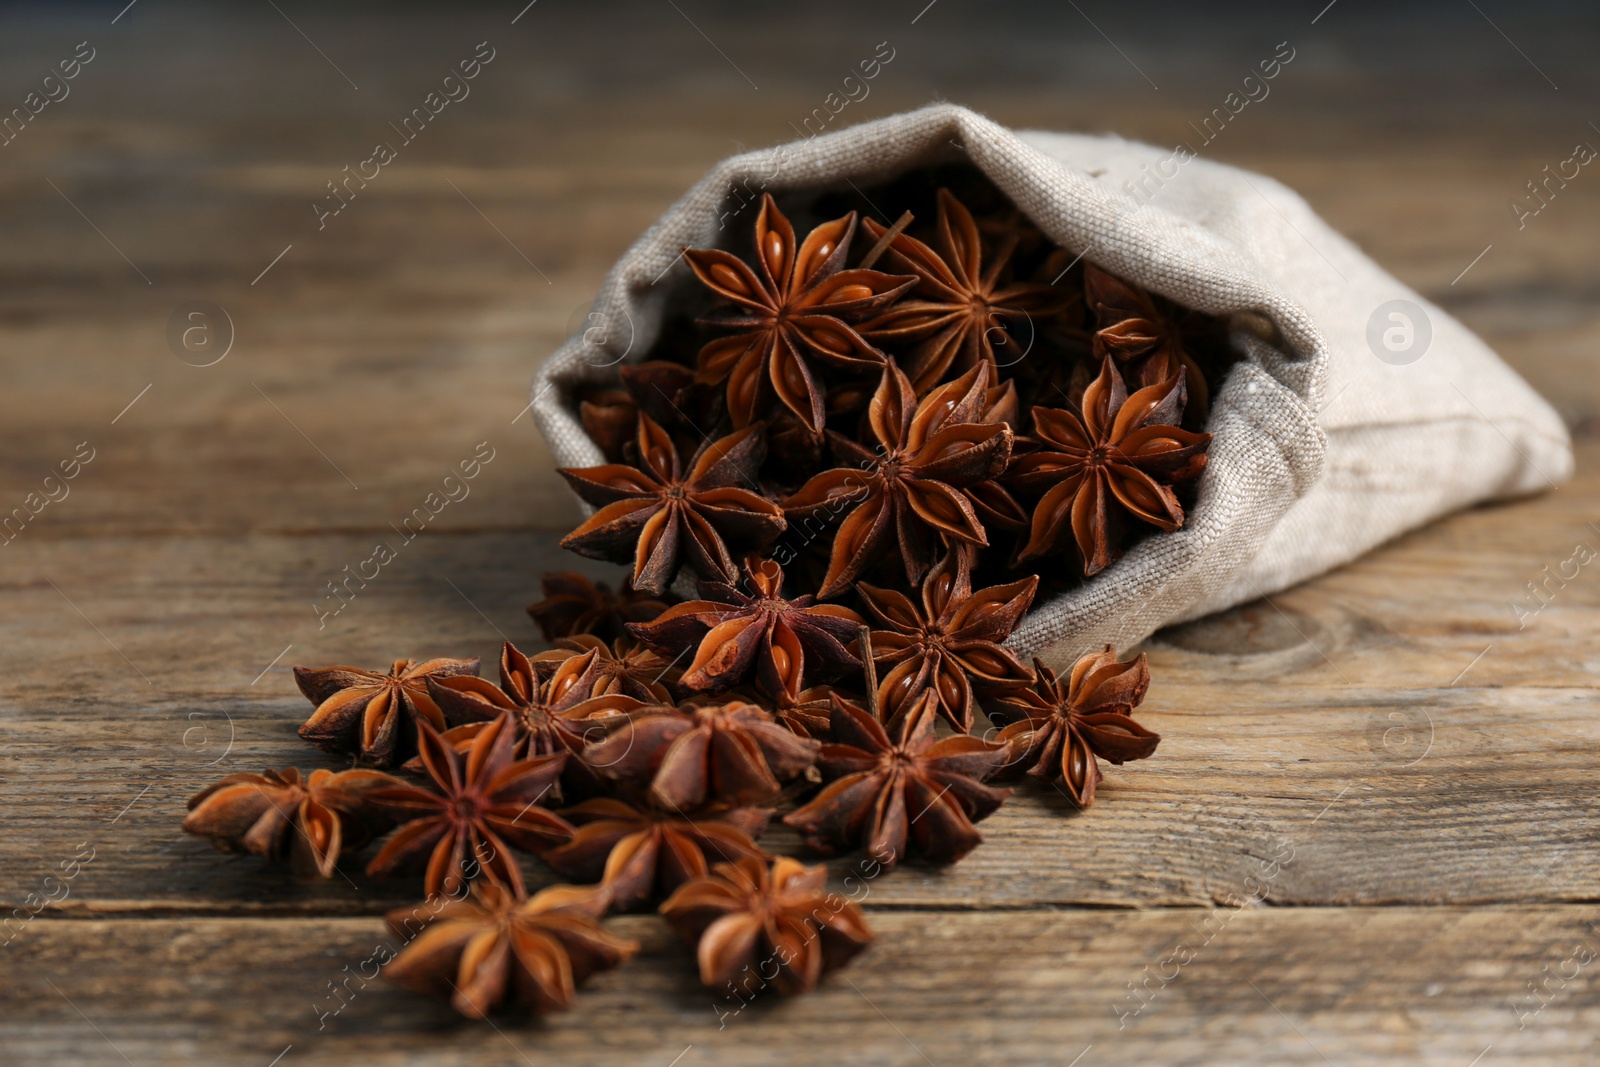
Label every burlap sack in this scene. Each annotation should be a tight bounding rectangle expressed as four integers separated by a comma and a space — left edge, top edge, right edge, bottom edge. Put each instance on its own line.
530, 103, 1572, 669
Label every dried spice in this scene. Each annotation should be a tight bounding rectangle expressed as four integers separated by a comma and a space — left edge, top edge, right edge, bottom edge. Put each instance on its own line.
861, 188, 1071, 391
629, 557, 862, 700
860, 547, 1037, 732
661, 855, 874, 996
582, 699, 820, 809
385, 882, 637, 1018
295, 657, 479, 767
760, 683, 840, 739
543, 798, 770, 911
428, 643, 624, 747
180, 175, 1218, 1017
783, 688, 1011, 867
687, 192, 914, 431
1008, 355, 1211, 575
559, 414, 786, 594
989, 647, 1160, 807
577, 386, 638, 463
555, 633, 677, 703
367, 714, 573, 897
784, 363, 1013, 596
183, 767, 397, 878
1086, 263, 1211, 419
527, 571, 670, 643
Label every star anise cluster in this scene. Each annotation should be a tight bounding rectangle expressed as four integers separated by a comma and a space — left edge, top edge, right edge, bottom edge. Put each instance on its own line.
180, 170, 1208, 1021
558, 180, 1221, 597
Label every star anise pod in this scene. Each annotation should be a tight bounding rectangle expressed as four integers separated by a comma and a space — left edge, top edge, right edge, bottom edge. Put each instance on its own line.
384, 882, 637, 1019
577, 385, 637, 463
583, 699, 820, 809
759, 683, 842, 739
1086, 264, 1212, 420
860, 547, 1037, 733
558, 414, 786, 594
526, 571, 669, 643
543, 798, 770, 911
424, 642, 644, 799
183, 767, 397, 878
367, 713, 574, 898
782, 687, 1011, 867
783, 363, 1013, 597
294, 657, 480, 767
860, 188, 1071, 392
1007, 355, 1210, 575
989, 647, 1160, 807
554, 633, 676, 703
628, 556, 863, 700
686, 192, 914, 432
661, 855, 874, 997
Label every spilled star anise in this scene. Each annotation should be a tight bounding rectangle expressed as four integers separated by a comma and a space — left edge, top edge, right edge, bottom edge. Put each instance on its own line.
554, 633, 677, 703
582, 699, 820, 810
862, 188, 1070, 391
366, 713, 574, 897
860, 547, 1037, 732
295, 657, 479, 767
543, 798, 771, 911
183, 767, 397, 878
426, 643, 635, 756
559, 413, 786, 594
1008, 355, 1211, 575
661, 855, 874, 997
989, 646, 1161, 807
629, 556, 862, 700
384, 882, 638, 1018
783, 362, 1013, 596
180, 175, 1231, 1017
687, 192, 914, 432
527, 570, 670, 643
783, 687, 1011, 867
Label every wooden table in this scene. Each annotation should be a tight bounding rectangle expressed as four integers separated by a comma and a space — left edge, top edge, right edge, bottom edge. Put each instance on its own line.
3, 3, 1597, 1064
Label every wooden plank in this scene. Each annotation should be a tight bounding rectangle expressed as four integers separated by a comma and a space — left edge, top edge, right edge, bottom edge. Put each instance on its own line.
5, 907, 1596, 1066
2, 445, 1597, 911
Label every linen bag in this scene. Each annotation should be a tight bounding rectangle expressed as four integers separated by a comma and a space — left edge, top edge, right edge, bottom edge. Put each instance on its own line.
530, 103, 1573, 668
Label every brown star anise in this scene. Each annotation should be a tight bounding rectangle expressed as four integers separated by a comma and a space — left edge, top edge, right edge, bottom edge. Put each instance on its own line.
629, 557, 863, 700
555, 633, 676, 703
860, 547, 1037, 733
526, 571, 669, 643
783, 362, 1013, 597
577, 385, 638, 463
367, 713, 574, 897
687, 192, 914, 432
183, 767, 397, 878
1086, 264, 1211, 419
1008, 355, 1211, 575
582, 699, 820, 810
661, 855, 874, 997
861, 188, 1071, 392
989, 647, 1160, 807
294, 657, 479, 767
759, 683, 841, 739
384, 882, 637, 1018
424, 641, 644, 799
783, 688, 1011, 867
559, 414, 786, 594
543, 798, 770, 911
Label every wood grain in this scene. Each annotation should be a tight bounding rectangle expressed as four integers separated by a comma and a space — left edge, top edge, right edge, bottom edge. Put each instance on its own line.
1, 2, 1597, 1063
6, 908, 1598, 1066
